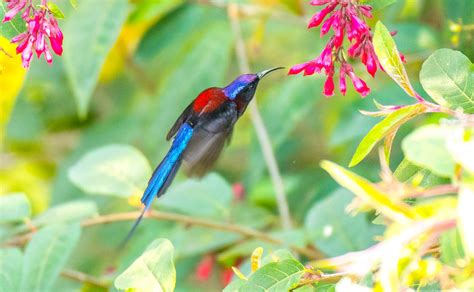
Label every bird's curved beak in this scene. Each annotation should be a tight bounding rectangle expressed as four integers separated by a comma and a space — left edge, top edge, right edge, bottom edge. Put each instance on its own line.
256, 67, 285, 79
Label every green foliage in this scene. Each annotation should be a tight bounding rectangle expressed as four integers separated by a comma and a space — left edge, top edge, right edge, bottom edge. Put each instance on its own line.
159, 173, 232, 218
402, 124, 456, 177
0, 193, 31, 223
63, 0, 129, 117
2, 0, 473, 291
350, 103, 425, 167
373, 21, 416, 97
115, 239, 176, 292
47, 2, 65, 19
20, 224, 81, 292
68, 145, 151, 197
420, 49, 474, 113
0, 248, 23, 292
305, 189, 383, 257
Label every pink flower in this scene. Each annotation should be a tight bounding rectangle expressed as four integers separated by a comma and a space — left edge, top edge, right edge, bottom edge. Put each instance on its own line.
308, 3, 338, 29
4, 0, 63, 68
323, 74, 335, 96
339, 70, 347, 95
2, 0, 28, 22
290, 0, 402, 97
348, 70, 370, 97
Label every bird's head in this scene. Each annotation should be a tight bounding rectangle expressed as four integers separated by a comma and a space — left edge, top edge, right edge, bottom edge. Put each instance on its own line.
223, 67, 284, 102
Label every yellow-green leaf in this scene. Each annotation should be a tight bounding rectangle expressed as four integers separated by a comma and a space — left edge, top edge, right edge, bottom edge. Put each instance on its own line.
373, 21, 416, 97
350, 104, 426, 167
321, 161, 419, 223
47, 2, 65, 19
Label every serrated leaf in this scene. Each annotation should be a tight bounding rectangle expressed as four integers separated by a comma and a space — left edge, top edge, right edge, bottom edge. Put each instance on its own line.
321, 161, 419, 223
349, 104, 425, 167
0, 193, 31, 223
63, 0, 129, 118
47, 2, 65, 19
420, 49, 473, 113
158, 173, 232, 218
20, 224, 81, 292
239, 259, 305, 291
402, 125, 456, 177
68, 145, 151, 197
305, 189, 384, 257
0, 248, 23, 292
373, 21, 416, 97
115, 239, 176, 292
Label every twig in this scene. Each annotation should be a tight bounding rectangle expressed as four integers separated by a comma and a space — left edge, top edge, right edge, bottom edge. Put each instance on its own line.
3, 210, 318, 258
227, 3, 293, 231
61, 269, 110, 288
290, 271, 348, 291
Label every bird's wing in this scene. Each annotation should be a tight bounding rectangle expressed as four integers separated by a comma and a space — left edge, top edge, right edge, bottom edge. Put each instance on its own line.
166, 102, 194, 141
182, 128, 231, 177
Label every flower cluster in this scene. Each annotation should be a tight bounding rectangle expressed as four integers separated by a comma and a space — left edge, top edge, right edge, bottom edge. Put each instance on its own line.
289, 0, 389, 97
3, 0, 63, 68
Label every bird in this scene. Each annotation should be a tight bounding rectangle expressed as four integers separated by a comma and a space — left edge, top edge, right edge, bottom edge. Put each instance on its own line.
123, 67, 283, 243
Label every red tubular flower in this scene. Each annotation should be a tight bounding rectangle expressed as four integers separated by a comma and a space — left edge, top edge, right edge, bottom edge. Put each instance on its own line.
4, 0, 63, 68
2, 0, 28, 22
308, 3, 338, 29
339, 70, 347, 95
290, 0, 403, 97
348, 70, 370, 97
195, 255, 215, 281
323, 74, 335, 96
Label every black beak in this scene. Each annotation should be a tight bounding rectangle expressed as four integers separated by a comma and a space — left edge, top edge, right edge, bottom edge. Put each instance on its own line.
256, 67, 285, 79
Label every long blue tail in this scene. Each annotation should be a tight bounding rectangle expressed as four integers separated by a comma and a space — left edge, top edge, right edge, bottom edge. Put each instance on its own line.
121, 123, 194, 246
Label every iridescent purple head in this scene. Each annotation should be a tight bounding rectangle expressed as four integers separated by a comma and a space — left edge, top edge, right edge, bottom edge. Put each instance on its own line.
223, 67, 284, 101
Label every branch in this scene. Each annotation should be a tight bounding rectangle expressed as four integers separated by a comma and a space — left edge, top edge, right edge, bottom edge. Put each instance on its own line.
227, 3, 293, 231
3, 210, 319, 259
290, 271, 348, 291
61, 269, 110, 288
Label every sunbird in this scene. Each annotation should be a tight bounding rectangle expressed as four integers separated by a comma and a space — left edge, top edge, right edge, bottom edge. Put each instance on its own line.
125, 67, 283, 242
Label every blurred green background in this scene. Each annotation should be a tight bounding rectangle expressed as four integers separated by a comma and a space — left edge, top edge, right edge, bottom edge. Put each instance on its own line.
1, 0, 472, 291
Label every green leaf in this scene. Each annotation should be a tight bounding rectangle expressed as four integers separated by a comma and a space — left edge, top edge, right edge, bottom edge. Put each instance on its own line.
0, 193, 31, 223
359, 0, 396, 10
20, 224, 81, 292
239, 259, 305, 291
305, 189, 384, 257
349, 104, 426, 167
158, 173, 232, 218
321, 160, 419, 223
63, 0, 129, 118
402, 125, 456, 177
129, 0, 184, 23
420, 49, 474, 113
31, 200, 98, 228
69, 0, 77, 9
440, 228, 466, 266
446, 126, 474, 174
47, 2, 65, 19
373, 21, 416, 97
0, 2, 26, 38
458, 185, 474, 257
115, 239, 176, 292
68, 145, 151, 197
0, 248, 23, 292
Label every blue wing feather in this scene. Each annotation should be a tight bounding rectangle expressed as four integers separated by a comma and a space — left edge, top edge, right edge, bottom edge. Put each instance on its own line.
122, 123, 194, 246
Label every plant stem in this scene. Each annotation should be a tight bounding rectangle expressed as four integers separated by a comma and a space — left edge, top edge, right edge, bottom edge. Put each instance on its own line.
3, 210, 318, 258
61, 269, 110, 288
227, 3, 293, 231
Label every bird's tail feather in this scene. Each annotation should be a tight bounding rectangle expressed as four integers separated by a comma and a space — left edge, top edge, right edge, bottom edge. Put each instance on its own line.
120, 124, 194, 247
